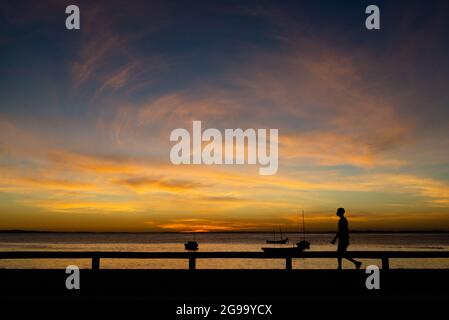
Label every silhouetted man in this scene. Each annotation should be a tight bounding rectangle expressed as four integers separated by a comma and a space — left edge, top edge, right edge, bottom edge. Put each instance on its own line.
331, 208, 362, 270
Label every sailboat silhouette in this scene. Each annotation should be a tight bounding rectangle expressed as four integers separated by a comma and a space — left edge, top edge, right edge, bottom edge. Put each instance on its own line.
266, 225, 289, 244
184, 232, 199, 250
262, 209, 310, 253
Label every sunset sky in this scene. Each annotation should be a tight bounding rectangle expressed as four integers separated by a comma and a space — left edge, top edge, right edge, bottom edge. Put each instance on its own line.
1, 0, 449, 232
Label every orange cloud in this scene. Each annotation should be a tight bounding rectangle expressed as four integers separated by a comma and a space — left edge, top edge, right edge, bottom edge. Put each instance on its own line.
45, 150, 141, 174
113, 176, 210, 193
22, 199, 140, 213
1, 176, 96, 192
279, 132, 407, 168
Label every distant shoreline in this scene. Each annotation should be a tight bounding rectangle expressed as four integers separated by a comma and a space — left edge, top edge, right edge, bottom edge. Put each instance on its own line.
1, 230, 449, 234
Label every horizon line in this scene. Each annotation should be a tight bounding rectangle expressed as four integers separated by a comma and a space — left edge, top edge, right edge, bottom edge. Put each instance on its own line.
1, 229, 449, 234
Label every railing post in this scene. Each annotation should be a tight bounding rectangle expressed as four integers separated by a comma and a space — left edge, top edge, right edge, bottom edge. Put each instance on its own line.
382, 257, 389, 270
285, 257, 292, 270
92, 257, 100, 270
189, 257, 196, 270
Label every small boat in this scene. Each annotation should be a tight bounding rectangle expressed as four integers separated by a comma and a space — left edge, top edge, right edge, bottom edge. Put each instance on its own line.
297, 240, 310, 251
262, 240, 310, 254
266, 238, 289, 244
184, 241, 198, 250
262, 209, 311, 253
184, 233, 199, 250
266, 226, 289, 244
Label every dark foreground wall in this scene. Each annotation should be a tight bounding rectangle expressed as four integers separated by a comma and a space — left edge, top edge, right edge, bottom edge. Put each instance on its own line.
1, 269, 448, 317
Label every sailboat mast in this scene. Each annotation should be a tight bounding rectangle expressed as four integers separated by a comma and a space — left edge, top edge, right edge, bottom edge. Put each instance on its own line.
302, 210, 306, 241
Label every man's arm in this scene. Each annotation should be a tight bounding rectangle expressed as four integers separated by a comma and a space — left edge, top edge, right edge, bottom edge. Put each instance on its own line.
331, 232, 339, 244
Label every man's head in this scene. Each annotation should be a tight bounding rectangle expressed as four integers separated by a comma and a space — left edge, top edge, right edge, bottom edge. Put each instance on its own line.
336, 208, 345, 217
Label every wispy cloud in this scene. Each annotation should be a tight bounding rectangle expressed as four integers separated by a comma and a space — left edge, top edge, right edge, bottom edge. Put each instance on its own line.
113, 176, 210, 193
70, 1, 169, 98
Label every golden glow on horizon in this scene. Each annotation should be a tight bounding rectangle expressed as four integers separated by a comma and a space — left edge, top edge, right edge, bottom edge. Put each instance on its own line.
1, 141, 449, 231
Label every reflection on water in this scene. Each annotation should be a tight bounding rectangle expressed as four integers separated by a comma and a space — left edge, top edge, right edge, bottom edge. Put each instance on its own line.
0, 233, 448, 269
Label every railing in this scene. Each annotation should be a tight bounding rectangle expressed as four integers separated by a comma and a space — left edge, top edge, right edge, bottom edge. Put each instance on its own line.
1, 251, 449, 270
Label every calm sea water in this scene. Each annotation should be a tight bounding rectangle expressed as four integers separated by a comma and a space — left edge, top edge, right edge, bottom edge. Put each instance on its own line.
0, 233, 448, 269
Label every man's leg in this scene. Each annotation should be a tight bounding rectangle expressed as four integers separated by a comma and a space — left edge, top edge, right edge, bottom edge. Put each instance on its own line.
337, 245, 344, 269
344, 256, 362, 269
337, 256, 342, 270
338, 245, 362, 269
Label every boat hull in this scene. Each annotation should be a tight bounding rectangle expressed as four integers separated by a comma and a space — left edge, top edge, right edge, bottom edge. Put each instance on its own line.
184, 241, 198, 251
261, 247, 305, 254
266, 239, 289, 244
262, 240, 310, 254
